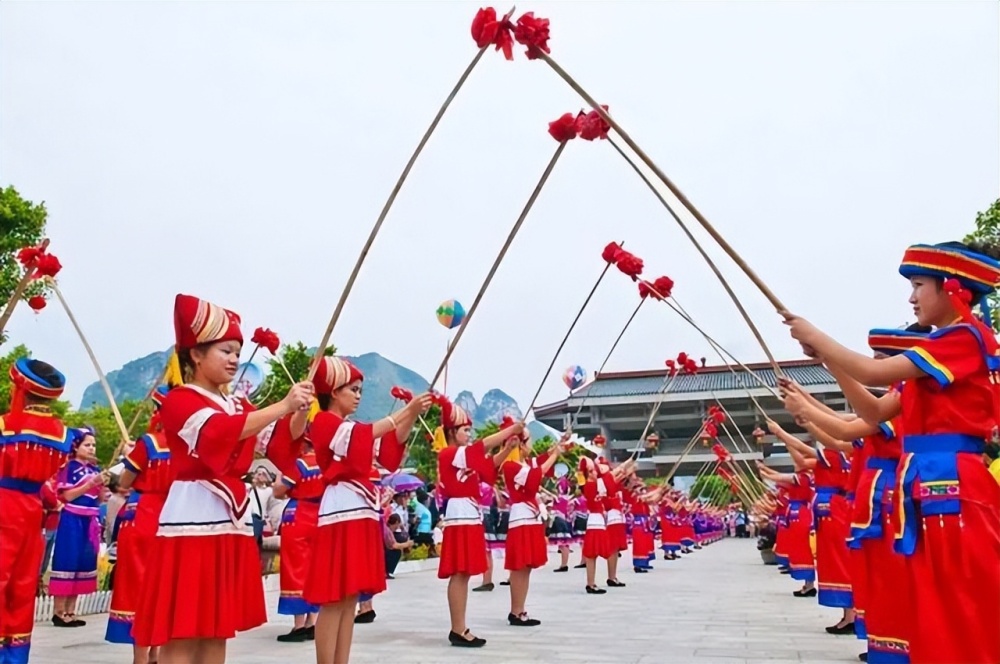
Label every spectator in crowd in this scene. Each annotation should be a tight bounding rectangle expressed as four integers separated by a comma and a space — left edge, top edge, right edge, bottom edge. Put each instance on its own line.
247, 466, 276, 546
384, 514, 413, 579
391, 492, 410, 530
735, 511, 748, 538
103, 477, 131, 547
412, 490, 435, 555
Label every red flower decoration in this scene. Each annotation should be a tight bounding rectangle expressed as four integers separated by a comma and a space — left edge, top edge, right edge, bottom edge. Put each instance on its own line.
27, 295, 46, 312
548, 112, 578, 143
664, 359, 678, 377
614, 251, 644, 280
703, 422, 718, 439
601, 241, 623, 264
471, 7, 514, 60
710, 410, 726, 425
16, 245, 44, 267
250, 327, 281, 354
683, 358, 700, 374
592, 434, 607, 447
651, 276, 674, 299
942, 278, 972, 303
676, 352, 689, 366
575, 106, 611, 141
513, 11, 551, 59
33, 253, 62, 279
391, 386, 414, 403
638, 281, 652, 299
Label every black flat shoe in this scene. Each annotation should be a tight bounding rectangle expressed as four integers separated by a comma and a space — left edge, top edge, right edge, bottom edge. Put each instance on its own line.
553, 566, 568, 573
780, 569, 791, 575
633, 567, 648, 573
507, 612, 541, 627
449, 629, 486, 648
793, 588, 817, 598
499, 580, 510, 586
354, 610, 376, 624
52, 615, 74, 628
276, 627, 309, 642
573, 563, 587, 569
585, 585, 606, 594
825, 621, 856, 635
472, 583, 494, 592
607, 579, 626, 588
305, 625, 315, 640
858, 654, 868, 662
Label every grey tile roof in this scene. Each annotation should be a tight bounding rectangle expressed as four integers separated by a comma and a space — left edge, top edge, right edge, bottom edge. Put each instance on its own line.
568, 364, 834, 400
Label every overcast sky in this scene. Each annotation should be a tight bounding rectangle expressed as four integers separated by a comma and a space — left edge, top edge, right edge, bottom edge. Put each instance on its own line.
2, 1, 997, 410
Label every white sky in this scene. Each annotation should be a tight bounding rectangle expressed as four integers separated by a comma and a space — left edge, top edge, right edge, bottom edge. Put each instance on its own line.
2, 1, 997, 409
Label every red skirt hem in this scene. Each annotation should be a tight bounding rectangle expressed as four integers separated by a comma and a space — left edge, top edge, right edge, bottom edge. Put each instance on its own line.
504, 524, 547, 571
583, 528, 611, 560
304, 518, 386, 605
132, 533, 266, 646
438, 523, 488, 578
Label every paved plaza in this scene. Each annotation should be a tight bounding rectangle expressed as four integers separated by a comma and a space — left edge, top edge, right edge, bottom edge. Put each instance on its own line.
30, 539, 862, 663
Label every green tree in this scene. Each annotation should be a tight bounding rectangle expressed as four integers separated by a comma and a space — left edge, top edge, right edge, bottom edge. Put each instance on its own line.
964, 198, 1000, 331
403, 404, 441, 483
256, 341, 336, 406
689, 475, 734, 506
0, 186, 49, 338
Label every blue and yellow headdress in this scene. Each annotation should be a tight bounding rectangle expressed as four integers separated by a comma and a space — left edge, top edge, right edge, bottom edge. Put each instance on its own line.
899, 243, 1000, 326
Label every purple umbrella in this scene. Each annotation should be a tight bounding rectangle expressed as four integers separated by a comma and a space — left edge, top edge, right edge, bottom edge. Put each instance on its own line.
388, 473, 425, 492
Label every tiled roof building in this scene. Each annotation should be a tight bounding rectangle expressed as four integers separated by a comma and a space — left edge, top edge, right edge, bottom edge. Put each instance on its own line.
534, 359, 845, 477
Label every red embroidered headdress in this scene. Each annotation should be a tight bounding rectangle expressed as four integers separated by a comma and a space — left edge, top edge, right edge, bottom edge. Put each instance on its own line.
173, 294, 243, 351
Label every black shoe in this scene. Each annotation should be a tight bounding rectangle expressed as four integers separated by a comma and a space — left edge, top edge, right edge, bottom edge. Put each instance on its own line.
780, 569, 791, 575
276, 627, 309, 642
793, 588, 817, 598
633, 567, 648, 573
449, 629, 486, 648
354, 610, 377, 624
472, 583, 494, 592
304, 625, 315, 640
499, 580, 510, 586
858, 654, 868, 662
508, 612, 541, 627
52, 615, 74, 628
573, 563, 587, 569
553, 566, 569, 573
607, 579, 626, 588
386, 574, 395, 580
825, 621, 856, 635
585, 585, 606, 594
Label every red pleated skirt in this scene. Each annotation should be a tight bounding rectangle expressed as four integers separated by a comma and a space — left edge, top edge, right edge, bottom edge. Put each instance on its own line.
906, 503, 1000, 664
279, 501, 319, 610
304, 517, 385, 605
632, 524, 655, 559
106, 521, 147, 643
132, 533, 265, 646
504, 523, 547, 571
607, 523, 628, 553
438, 523, 488, 579
849, 546, 867, 632
583, 527, 611, 560
815, 496, 853, 607
861, 518, 911, 661
785, 508, 814, 580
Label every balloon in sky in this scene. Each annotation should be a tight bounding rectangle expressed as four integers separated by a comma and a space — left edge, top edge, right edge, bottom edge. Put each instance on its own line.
562, 364, 587, 390
436, 299, 466, 329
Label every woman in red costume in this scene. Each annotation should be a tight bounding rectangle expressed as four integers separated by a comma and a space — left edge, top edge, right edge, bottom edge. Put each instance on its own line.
596, 457, 631, 587
758, 458, 816, 597
0, 358, 72, 664
784, 241, 1000, 663
501, 428, 569, 626
302, 356, 430, 663
106, 386, 173, 664
578, 456, 610, 593
770, 420, 855, 632
133, 294, 315, 664
437, 399, 520, 648
266, 432, 323, 643
782, 326, 931, 664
